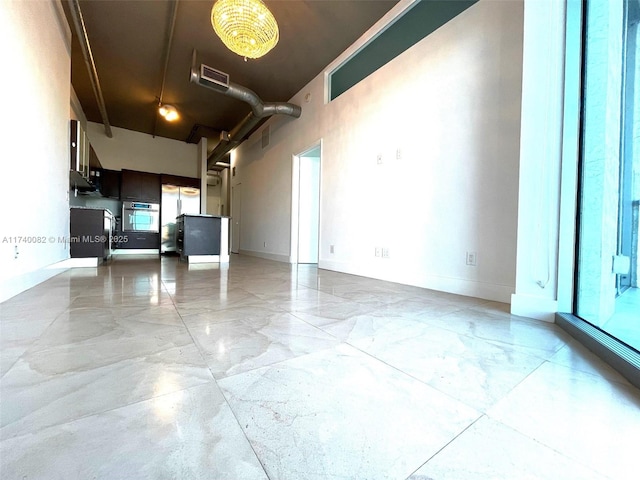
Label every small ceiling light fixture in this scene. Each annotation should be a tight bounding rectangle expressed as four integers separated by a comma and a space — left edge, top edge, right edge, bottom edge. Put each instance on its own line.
158, 104, 179, 122
211, 0, 279, 59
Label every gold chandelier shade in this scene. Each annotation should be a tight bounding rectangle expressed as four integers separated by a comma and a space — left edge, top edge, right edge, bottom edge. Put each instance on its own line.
211, 0, 279, 59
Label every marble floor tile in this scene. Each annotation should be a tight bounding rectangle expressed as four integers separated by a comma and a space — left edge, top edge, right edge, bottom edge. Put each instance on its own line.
420, 307, 572, 359
1, 254, 639, 480
112, 303, 185, 326
288, 298, 376, 327
0, 294, 71, 321
351, 323, 546, 411
489, 361, 640, 480
0, 297, 71, 377
69, 290, 175, 308
0, 345, 27, 378
316, 312, 427, 342
321, 284, 411, 307
373, 296, 466, 320
180, 302, 285, 327
172, 289, 264, 315
409, 416, 608, 480
253, 287, 340, 311
25, 307, 191, 353
219, 344, 480, 480
548, 338, 632, 385
0, 342, 213, 439
239, 279, 310, 296
0, 382, 268, 480
188, 311, 339, 378
0, 314, 61, 377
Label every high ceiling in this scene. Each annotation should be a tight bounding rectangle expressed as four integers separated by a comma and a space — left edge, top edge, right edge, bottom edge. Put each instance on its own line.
63, 0, 398, 154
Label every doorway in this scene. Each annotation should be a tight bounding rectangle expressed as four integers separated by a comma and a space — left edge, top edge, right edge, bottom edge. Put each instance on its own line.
231, 183, 241, 254
291, 143, 321, 264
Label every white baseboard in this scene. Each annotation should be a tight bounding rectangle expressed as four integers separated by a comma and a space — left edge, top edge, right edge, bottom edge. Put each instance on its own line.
510, 293, 558, 322
318, 259, 514, 303
185, 254, 229, 264
239, 249, 290, 263
56, 257, 100, 268
0, 260, 70, 304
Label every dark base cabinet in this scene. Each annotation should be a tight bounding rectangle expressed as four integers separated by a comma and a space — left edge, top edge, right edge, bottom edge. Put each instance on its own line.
70, 208, 112, 261
176, 215, 221, 259
118, 232, 159, 249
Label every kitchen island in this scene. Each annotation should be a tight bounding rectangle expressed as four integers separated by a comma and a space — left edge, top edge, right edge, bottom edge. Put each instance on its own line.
176, 214, 229, 263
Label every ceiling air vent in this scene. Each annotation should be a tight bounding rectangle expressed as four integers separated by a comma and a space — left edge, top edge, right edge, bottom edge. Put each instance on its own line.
199, 64, 229, 90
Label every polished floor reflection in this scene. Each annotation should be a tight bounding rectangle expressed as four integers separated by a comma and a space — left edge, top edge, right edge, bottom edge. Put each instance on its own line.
1, 254, 639, 479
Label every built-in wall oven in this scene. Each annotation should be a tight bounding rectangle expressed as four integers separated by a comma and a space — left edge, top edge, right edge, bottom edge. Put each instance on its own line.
122, 201, 160, 233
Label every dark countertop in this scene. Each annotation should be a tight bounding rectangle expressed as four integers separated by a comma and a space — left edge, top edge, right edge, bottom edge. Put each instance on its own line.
177, 213, 230, 219
70, 206, 114, 217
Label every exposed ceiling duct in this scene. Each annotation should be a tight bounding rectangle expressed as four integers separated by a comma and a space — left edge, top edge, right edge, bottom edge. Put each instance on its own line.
67, 0, 112, 138
189, 52, 302, 170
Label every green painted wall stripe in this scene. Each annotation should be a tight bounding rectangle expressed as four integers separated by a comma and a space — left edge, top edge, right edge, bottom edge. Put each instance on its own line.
330, 0, 479, 101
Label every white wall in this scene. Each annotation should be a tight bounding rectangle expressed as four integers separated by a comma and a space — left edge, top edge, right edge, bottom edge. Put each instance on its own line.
511, 0, 568, 321
207, 181, 222, 215
0, 0, 71, 302
87, 122, 198, 177
231, 0, 523, 302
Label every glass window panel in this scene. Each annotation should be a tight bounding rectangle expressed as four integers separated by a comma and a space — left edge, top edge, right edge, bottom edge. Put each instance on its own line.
576, 0, 640, 352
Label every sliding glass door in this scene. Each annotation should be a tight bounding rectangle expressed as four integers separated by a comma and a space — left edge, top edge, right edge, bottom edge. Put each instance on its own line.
576, 0, 640, 352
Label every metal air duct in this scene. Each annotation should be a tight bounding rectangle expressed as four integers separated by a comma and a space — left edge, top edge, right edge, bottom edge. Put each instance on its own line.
189, 53, 302, 169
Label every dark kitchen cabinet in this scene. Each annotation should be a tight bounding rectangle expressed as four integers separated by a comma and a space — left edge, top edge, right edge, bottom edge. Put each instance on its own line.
70, 208, 113, 261
176, 214, 221, 259
118, 232, 160, 250
121, 169, 160, 203
160, 174, 200, 189
98, 169, 121, 199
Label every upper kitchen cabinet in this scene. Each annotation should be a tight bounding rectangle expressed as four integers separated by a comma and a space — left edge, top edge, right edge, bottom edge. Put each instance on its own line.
98, 169, 121, 199
160, 174, 200, 189
121, 169, 161, 203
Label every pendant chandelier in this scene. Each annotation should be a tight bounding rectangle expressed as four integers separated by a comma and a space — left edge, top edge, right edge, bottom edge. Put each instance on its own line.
211, 0, 279, 59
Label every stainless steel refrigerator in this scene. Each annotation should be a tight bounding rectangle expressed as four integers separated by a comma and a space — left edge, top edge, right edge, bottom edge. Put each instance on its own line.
161, 184, 200, 253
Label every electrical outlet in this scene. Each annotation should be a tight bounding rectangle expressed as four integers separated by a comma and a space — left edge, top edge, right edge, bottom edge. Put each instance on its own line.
466, 251, 477, 266
382, 248, 389, 258
330, 245, 335, 254
376, 154, 383, 165
396, 148, 402, 160
375, 247, 381, 257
